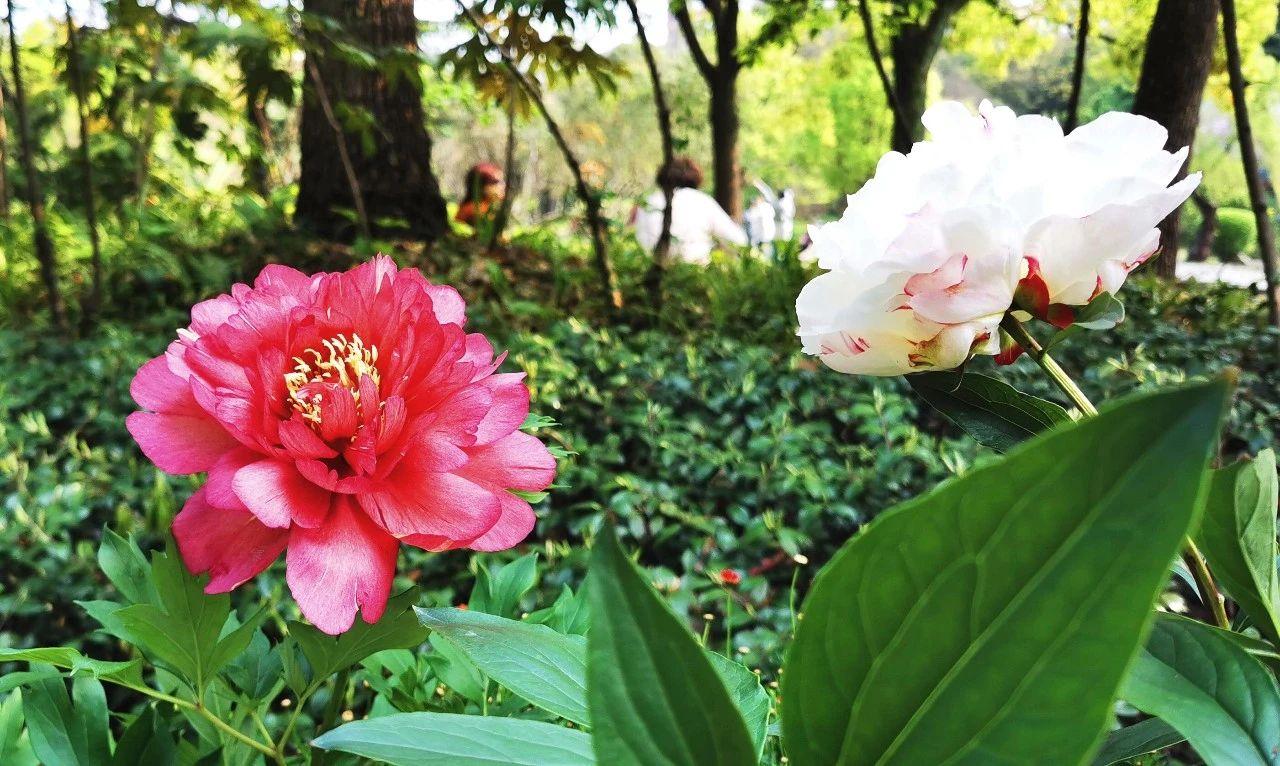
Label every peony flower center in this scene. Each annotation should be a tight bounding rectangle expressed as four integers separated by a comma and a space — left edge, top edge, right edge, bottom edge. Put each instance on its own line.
284, 333, 381, 425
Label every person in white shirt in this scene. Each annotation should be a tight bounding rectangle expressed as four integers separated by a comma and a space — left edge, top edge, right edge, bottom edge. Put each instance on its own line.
744, 195, 777, 255
633, 156, 747, 265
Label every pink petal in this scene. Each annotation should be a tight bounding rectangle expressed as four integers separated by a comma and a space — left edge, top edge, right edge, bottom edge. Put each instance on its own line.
233, 459, 333, 529
360, 471, 501, 540
466, 492, 536, 552
130, 356, 198, 414
460, 431, 556, 492
425, 284, 466, 326
126, 411, 239, 474
205, 447, 259, 509
173, 487, 288, 593
286, 498, 398, 635
278, 417, 338, 459
473, 373, 530, 445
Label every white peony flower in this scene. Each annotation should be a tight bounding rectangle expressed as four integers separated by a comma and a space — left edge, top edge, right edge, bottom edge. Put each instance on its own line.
798, 100, 1199, 376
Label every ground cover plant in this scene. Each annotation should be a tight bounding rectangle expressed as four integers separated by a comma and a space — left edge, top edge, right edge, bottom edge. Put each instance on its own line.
3, 1, 1280, 765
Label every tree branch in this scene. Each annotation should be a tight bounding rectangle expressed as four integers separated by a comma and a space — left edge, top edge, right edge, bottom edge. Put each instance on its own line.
672, 2, 715, 81
857, 0, 907, 129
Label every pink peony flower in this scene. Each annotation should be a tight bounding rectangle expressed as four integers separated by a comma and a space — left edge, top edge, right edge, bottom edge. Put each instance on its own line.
127, 257, 555, 634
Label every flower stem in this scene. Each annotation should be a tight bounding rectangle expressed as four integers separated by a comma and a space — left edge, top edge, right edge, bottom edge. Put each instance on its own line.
1183, 538, 1232, 630
112, 683, 282, 764
999, 315, 1098, 416
1001, 314, 1228, 630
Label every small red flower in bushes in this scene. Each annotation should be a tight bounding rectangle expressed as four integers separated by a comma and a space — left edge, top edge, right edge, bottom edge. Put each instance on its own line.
127, 257, 555, 634
717, 569, 743, 587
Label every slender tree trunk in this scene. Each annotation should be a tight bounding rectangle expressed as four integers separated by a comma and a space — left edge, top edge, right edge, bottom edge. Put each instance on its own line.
65, 1, 103, 324
296, 0, 448, 243
707, 70, 741, 219
487, 96, 517, 249
7, 0, 65, 329
0, 69, 11, 221
1131, 0, 1219, 280
1222, 0, 1280, 327
1064, 0, 1090, 132
244, 89, 272, 196
626, 0, 674, 311
456, 1, 621, 311
1190, 192, 1217, 263
888, 1, 968, 153
673, 0, 742, 219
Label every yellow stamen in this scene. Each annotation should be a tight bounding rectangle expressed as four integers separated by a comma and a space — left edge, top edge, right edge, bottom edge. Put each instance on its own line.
283, 333, 380, 426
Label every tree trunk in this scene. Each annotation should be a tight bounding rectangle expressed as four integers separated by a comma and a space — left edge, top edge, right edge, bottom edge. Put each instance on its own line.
1221, 0, 1280, 327
487, 97, 517, 249
296, 0, 448, 243
66, 1, 103, 324
708, 70, 741, 219
244, 89, 272, 196
1131, 0, 1219, 280
673, 0, 742, 219
7, 0, 65, 330
1189, 192, 1217, 263
0, 70, 10, 220
626, 0, 674, 312
1064, 0, 1090, 132
888, 1, 968, 153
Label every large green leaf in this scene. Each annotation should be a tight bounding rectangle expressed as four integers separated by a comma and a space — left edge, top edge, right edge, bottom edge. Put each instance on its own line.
782, 379, 1229, 765
706, 651, 771, 759
1090, 718, 1184, 766
417, 607, 770, 750
311, 712, 594, 765
107, 547, 234, 693
1196, 450, 1280, 643
290, 588, 429, 685
907, 370, 1070, 452
1122, 614, 1280, 765
587, 523, 757, 766
416, 607, 590, 726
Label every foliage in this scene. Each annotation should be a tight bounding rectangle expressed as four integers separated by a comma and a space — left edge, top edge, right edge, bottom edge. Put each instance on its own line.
1215, 207, 1259, 261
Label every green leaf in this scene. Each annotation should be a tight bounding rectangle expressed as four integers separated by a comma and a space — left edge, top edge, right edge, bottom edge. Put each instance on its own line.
782, 378, 1229, 765
0, 648, 144, 690
111, 705, 177, 766
474, 554, 540, 618
1122, 614, 1280, 765
1195, 450, 1280, 643
22, 673, 111, 766
424, 634, 487, 704
526, 583, 591, 636
291, 589, 429, 685
112, 547, 229, 693
907, 370, 1070, 452
416, 607, 590, 725
0, 691, 37, 766
225, 631, 283, 701
706, 652, 770, 759
312, 712, 594, 765
1046, 292, 1127, 349
1090, 718, 1184, 766
587, 523, 757, 766
97, 530, 158, 606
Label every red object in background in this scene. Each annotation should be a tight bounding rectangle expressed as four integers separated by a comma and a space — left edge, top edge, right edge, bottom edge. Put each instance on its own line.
718, 569, 743, 587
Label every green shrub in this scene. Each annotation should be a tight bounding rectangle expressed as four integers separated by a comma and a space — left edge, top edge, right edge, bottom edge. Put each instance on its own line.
1213, 206, 1257, 261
